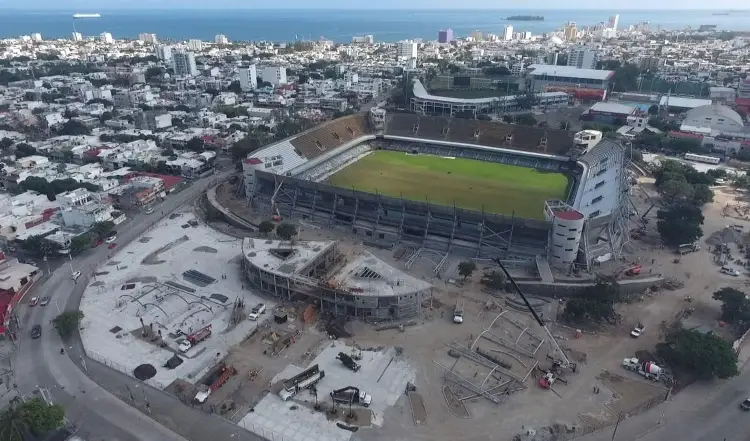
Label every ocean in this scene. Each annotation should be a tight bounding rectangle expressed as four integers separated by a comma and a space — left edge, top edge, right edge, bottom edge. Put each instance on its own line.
1, 9, 750, 43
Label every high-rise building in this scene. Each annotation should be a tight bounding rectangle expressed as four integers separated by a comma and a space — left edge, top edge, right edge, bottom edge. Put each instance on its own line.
438, 28, 454, 43
30, 33, 42, 42
172, 51, 198, 77
503, 25, 514, 41
563, 22, 578, 41
154, 45, 172, 62
397, 41, 418, 59
738, 78, 750, 99
521, 31, 532, 40
239, 65, 258, 91
351, 35, 374, 44
99, 32, 114, 44
547, 52, 559, 66
187, 39, 203, 51
139, 33, 158, 44
215, 34, 229, 45
567, 45, 596, 69
71, 32, 82, 42
261, 66, 287, 86
608, 14, 620, 30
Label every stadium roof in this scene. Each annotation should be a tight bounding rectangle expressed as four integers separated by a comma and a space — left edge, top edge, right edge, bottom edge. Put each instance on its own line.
411, 79, 568, 104
526, 64, 615, 81
659, 96, 712, 109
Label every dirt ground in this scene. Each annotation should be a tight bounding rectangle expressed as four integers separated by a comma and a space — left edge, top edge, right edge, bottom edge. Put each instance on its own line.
211, 177, 750, 441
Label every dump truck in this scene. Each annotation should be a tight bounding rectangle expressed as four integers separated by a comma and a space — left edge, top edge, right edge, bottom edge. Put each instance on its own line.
278, 364, 325, 401
678, 242, 700, 255
622, 357, 663, 381
330, 386, 372, 407
336, 352, 361, 372
193, 363, 237, 403
453, 299, 465, 324
179, 324, 212, 353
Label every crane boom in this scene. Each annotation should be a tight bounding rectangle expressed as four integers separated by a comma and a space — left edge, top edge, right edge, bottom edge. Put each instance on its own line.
492, 258, 571, 368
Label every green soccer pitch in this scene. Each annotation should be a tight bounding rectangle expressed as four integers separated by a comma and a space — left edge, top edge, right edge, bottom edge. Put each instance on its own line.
328, 150, 571, 220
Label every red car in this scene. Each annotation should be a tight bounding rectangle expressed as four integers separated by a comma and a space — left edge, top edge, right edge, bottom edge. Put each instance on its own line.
108, 243, 117, 249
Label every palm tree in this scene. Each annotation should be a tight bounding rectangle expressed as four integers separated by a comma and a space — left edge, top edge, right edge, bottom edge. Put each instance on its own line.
0, 400, 30, 441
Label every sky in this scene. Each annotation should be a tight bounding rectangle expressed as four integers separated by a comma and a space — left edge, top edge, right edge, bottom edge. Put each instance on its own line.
0, 0, 749, 9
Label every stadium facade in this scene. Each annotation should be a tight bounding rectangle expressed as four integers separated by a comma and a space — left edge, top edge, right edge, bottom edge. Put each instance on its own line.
239, 110, 629, 316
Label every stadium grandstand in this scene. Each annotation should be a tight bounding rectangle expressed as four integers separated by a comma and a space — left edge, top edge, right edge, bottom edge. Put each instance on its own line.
240, 109, 628, 282
410, 79, 570, 116
525, 64, 614, 101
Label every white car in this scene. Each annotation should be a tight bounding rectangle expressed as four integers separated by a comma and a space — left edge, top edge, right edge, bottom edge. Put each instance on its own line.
105, 236, 116, 244
145, 207, 154, 214
71, 271, 82, 281
177, 339, 192, 353
630, 323, 645, 338
248, 303, 266, 321
720, 266, 741, 277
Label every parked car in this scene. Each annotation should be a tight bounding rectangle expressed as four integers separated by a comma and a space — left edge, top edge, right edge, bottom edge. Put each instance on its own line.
40, 296, 50, 306
29, 297, 39, 306
108, 243, 117, 249
105, 235, 117, 244
720, 266, 741, 277
145, 207, 154, 214
30, 325, 42, 339
71, 271, 82, 281
742, 398, 750, 411
630, 323, 645, 338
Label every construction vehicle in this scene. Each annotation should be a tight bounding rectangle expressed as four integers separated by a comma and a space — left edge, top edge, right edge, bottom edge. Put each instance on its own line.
678, 242, 701, 255
622, 357, 664, 381
194, 363, 237, 403
453, 299, 465, 324
630, 322, 645, 338
336, 352, 361, 372
330, 386, 372, 407
179, 324, 212, 353
278, 364, 325, 401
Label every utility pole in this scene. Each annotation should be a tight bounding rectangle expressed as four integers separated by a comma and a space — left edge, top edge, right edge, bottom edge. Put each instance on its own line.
611, 412, 623, 441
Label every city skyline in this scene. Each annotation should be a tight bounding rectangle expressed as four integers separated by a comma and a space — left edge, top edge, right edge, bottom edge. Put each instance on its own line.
2, 0, 750, 10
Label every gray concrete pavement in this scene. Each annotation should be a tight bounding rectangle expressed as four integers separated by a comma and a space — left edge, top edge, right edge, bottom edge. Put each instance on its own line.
12, 170, 262, 441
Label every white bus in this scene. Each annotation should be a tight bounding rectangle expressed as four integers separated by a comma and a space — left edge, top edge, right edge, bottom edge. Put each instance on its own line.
685, 153, 721, 165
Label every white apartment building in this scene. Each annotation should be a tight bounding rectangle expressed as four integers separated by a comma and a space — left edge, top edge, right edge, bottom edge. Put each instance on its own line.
30, 33, 42, 42
397, 41, 418, 60
80, 87, 112, 103
567, 45, 596, 69
187, 39, 203, 51
503, 25, 514, 41
239, 65, 258, 91
261, 66, 287, 86
57, 188, 115, 228
71, 32, 82, 42
139, 33, 158, 44
215, 34, 229, 44
608, 14, 619, 30
172, 51, 198, 77
100, 32, 114, 44
155, 45, 172, 62
521, 31, 532, 40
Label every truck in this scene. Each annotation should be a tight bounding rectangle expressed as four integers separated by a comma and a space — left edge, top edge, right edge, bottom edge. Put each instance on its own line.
453, 299, 465, 324
678, 242, 701, 255
330, 386, 372, 407
193, 363, 237, 403
622, 357, 664, 381
278, 364, 325, 401
336, 352, 361, 372
179, 324, 212, 353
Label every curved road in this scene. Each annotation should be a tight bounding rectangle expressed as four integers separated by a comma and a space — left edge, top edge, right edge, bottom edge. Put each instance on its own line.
12, 171, 259, 441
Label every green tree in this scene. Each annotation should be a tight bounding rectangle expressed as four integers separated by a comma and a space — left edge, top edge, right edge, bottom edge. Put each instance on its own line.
458, 260, 477, 281
564, 280, 621, 323
656, 203, 704, 246
91, 221, 115, 239
713, 287, 750, 334
231, 136, 260, 160
514, 113, 537, 126
656, 327, 738, 380
0, 137, 13, 151
648, 104, 659, 115
275, 223, 297, 241
57, 119, 91, 136
21, 236, 62, 258
0, 398, 65, 441
70, 233, 93, 255
14, 142, 36, 158
258, 220, 275, 236
481, 270, 506, 291
52, 311, 84, 339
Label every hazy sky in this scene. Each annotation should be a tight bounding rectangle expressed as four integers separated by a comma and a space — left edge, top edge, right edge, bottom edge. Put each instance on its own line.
1, 0, 749, 9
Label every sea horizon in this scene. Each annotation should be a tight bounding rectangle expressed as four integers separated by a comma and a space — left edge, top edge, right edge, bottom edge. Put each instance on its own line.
1, 9, 750, 43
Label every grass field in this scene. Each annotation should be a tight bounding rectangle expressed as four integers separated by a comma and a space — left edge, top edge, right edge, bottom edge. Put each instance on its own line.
328, 151, 571, 219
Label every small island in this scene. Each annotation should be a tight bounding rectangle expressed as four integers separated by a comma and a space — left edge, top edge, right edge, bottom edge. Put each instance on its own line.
505, 15, 544, 21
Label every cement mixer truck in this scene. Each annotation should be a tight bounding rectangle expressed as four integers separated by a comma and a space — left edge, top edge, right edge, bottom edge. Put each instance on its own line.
622, 357, 664, 382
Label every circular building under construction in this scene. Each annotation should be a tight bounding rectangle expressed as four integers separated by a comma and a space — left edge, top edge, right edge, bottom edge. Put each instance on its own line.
240, 238, 432, 320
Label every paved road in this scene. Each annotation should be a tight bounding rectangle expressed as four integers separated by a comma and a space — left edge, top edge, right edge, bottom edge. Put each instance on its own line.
12, 171, 261, 441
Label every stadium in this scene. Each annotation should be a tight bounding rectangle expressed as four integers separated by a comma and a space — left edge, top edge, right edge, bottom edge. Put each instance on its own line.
239, 110, 628, 318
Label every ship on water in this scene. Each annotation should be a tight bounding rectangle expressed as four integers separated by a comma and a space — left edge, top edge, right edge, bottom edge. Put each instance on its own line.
73, 13, 101, 18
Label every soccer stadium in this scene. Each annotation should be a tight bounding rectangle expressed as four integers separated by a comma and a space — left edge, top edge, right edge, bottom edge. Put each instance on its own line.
239, 109, 628, 318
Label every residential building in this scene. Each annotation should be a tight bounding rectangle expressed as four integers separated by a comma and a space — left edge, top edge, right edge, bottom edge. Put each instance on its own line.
352, 35, 374, 44
638, 56, 664, 71
397, 41, 418, 60
139, 33, 158, 44
608, 14, 620, 30
99, 33, 114, 44
215, 34, 229, 45
71, 32, 82, 42
438, 29, 454, 43
567, 46, 596, 69
154, 45, 172, 62
30, 33, 42, 42
56, 188, 115, 228
239, 65, 258, 91
79, 87, 112, 103
172, 51, 198, 77
187, 39, 203, 51
738, 78, 750, 99
521, 31, 532, 40
503, 25, 513, 41
261, 66, 287, 86
134, 110, 172, 131
563, 22, 578, 41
